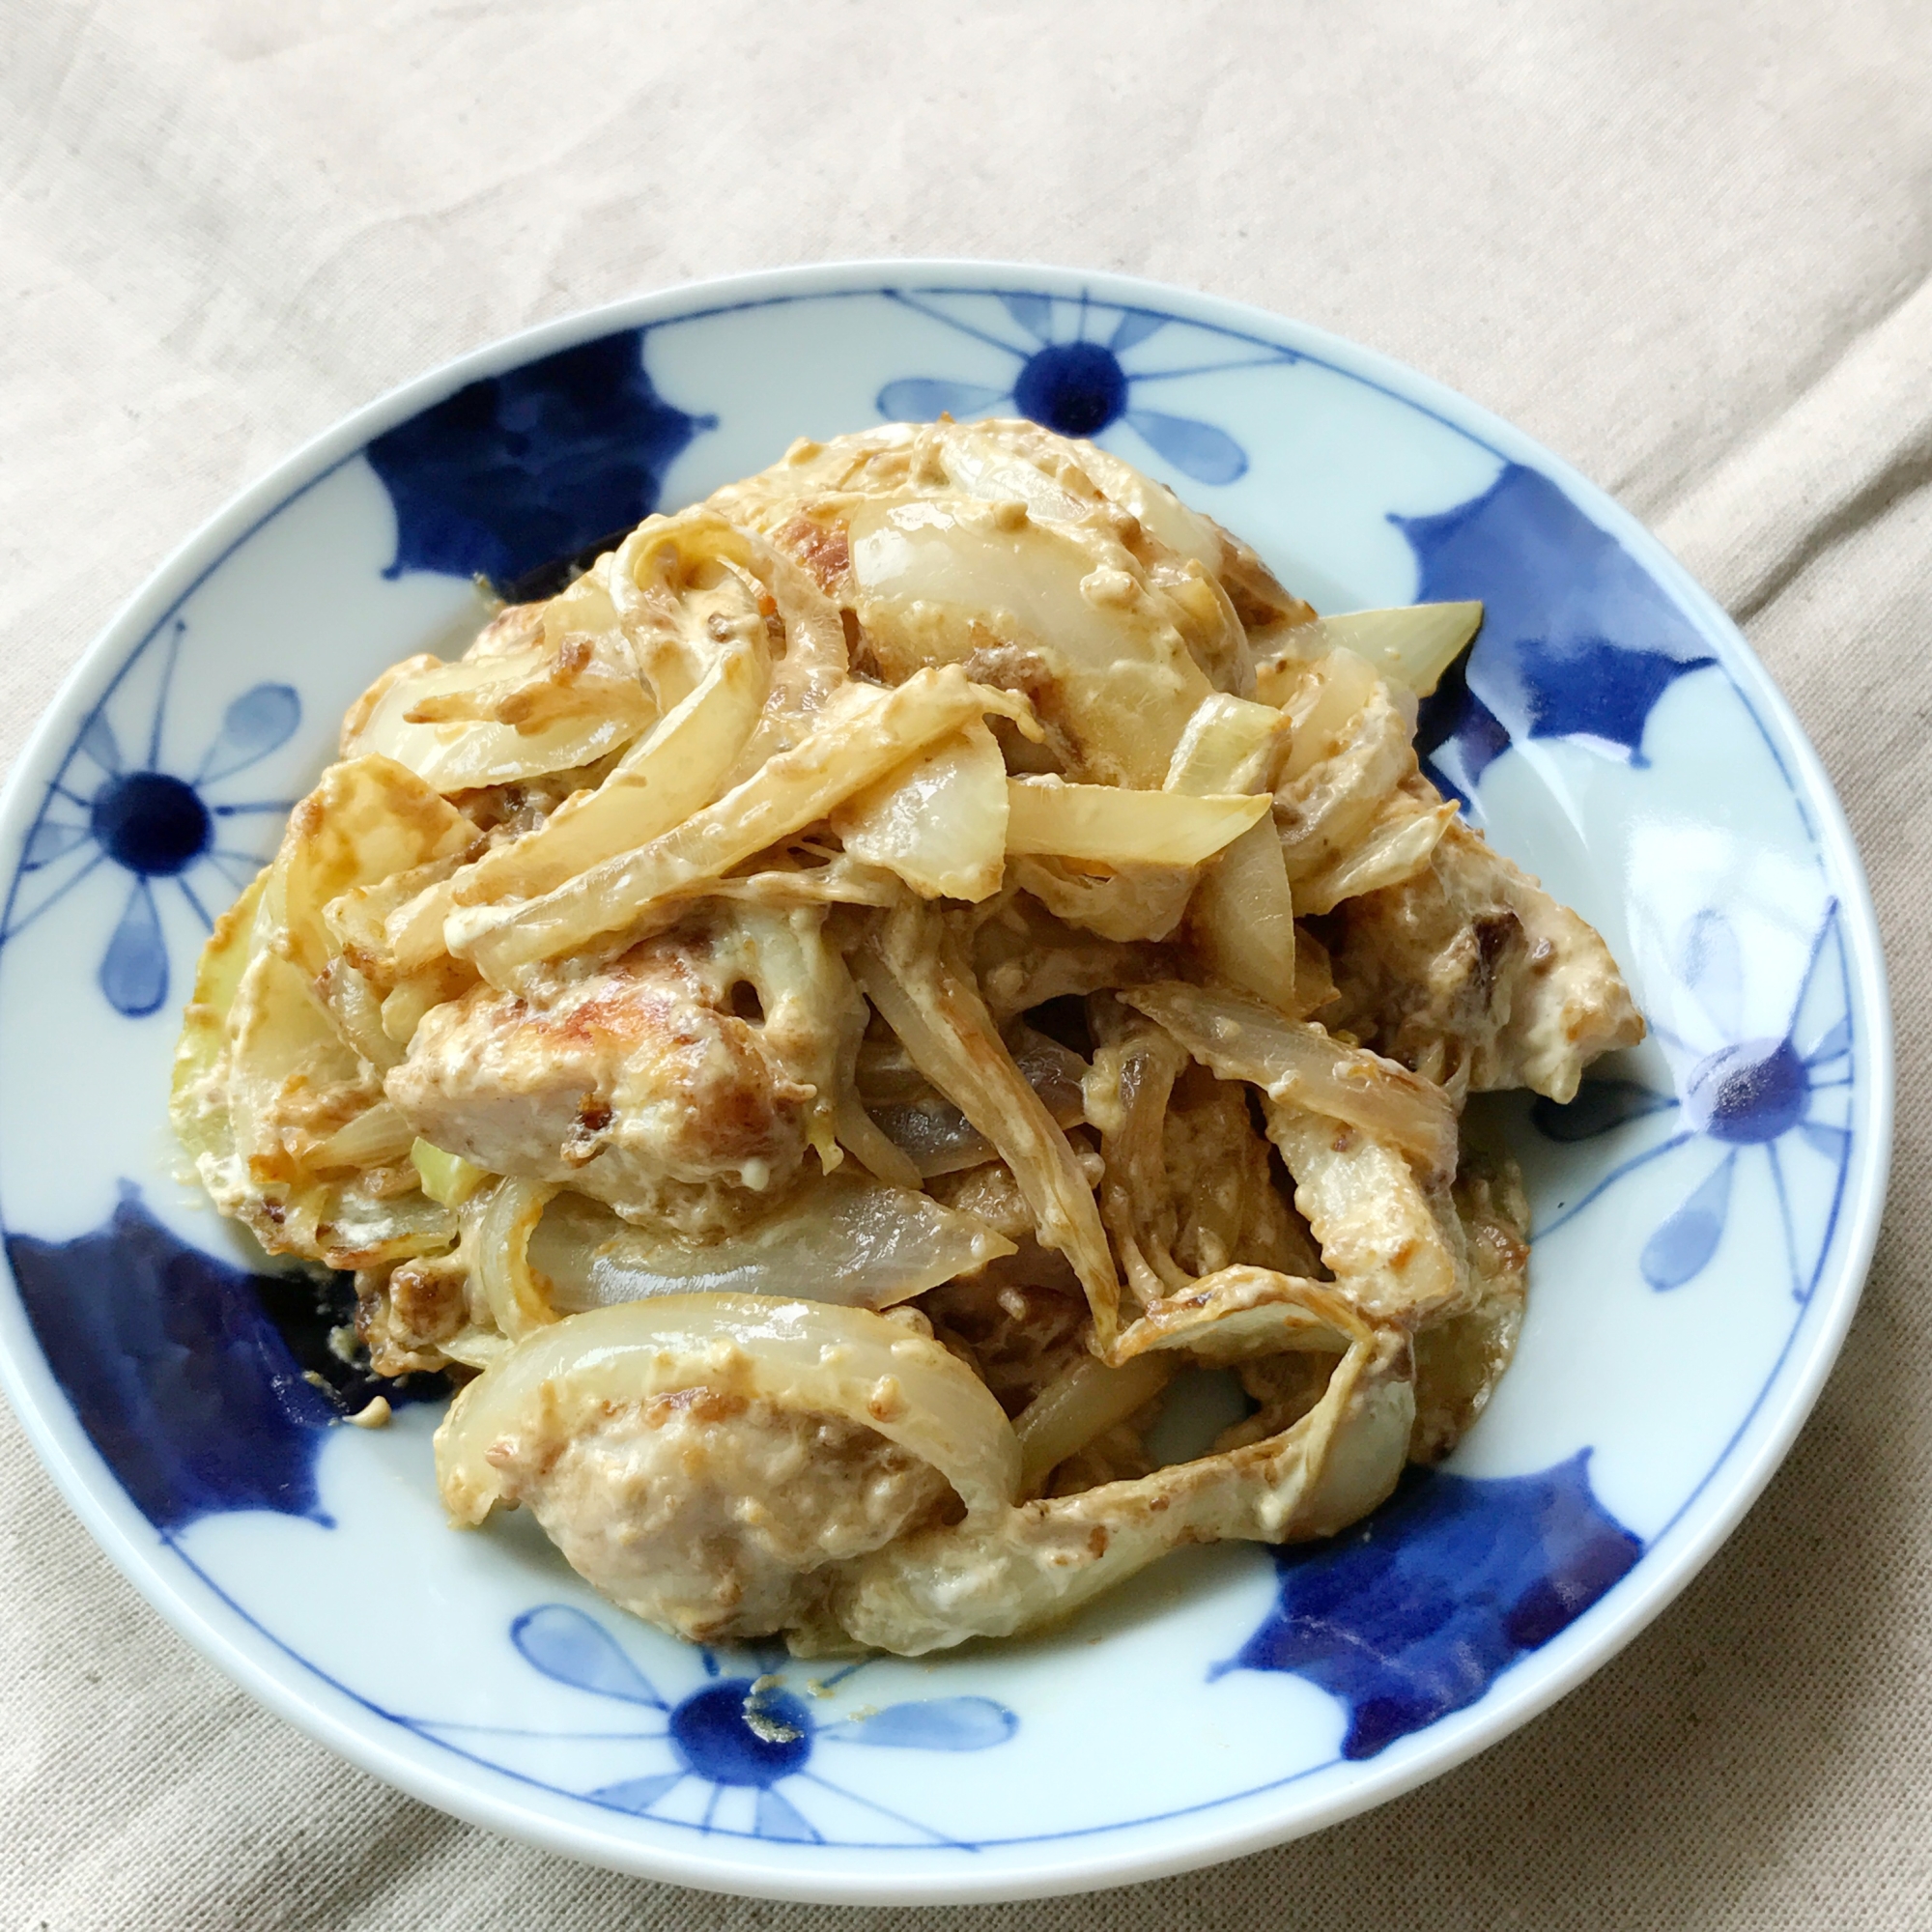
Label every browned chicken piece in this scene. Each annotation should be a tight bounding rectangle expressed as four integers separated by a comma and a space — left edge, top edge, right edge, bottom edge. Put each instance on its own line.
485, 1386, 950, 1644
385, 916, 829, 1240
1321, 818, 1643, 1104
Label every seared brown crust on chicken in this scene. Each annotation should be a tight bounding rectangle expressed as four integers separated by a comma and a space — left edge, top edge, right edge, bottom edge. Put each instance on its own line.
385, 920, 822, 1238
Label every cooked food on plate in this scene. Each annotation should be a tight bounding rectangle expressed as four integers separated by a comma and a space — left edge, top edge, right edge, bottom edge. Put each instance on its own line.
170, 418, 1642, 1656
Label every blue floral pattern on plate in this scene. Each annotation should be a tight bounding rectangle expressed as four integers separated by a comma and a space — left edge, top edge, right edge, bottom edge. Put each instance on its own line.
1222, 1455, 1641, 1758
1533, 900, 1855, 1299
1404, 463, 1719, 799
3, 621, 298, 1017
365, 328, 715, 588
877, 289, 1290, 484
4, 1185, 436, 1530
401, 1605, 1018, 1847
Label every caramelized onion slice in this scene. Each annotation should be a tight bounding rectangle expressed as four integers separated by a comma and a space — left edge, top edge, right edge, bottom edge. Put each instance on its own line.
436, 1293, 1021, 1525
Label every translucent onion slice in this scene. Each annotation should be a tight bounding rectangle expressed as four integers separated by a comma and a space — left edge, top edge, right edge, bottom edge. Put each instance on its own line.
868, 1024, 1088, 1178
1085, 1004, 1194, 1306
308, 1099, 417, 1171
1163, 693, 1290, 795
446, 639, 768, 909
847, 496, 1214, 786
277, 755, 476, 979
312, 1178, 457, 1274
410, 1138, 488, 1208
1295, 604, 1483, 696
169, 871, 267, 1168
454, 668, 1037, 985
609, 507, 847, 731
1007, 857, 1194, 944
462, 1176, 559, 1342
1263, 648, 1381, 778
1165, 693, 1298, 1010
1292, 785, 1457, 915
1012, 1352, 1174, 1496
1005, 779, 1269, 867
1262, 1099, 1467, 1327
436, 1293, 1022, 1525
832, 721, 1009, 902
528, 1174, 1015, 1312
1106, 1267, 1356, 1366
1121, 980, 1458, 1177
1275, 684, 1415, 885
858, 905, 1121, 1345
344, 646, 653, 793
827, 1323, 1413, 1654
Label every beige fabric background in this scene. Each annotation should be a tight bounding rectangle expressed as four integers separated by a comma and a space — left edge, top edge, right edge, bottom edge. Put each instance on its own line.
3, 2, 1929, 1924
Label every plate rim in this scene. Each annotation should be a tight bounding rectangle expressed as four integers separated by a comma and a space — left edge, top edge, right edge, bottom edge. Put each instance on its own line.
0, 257, 1895, 1904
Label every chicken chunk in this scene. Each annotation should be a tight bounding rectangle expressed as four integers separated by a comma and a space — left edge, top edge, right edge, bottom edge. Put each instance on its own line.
1322, 818, 1643, 1103
385, 917, 826, 1239
486, 1386, 949, 1643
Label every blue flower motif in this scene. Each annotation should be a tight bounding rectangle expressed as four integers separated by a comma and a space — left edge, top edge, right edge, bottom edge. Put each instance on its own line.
877, 289, 1292, 486
5, 622, 298, 1017
1221, 1454, 1641, 1758
7, 1183, 341, 1531
1400, 464, 1719, 800
414, 1605, 1016, 1846
5, 1180, 436, 1533
1532, 901, 1855, 1300
364, 329, 715, 592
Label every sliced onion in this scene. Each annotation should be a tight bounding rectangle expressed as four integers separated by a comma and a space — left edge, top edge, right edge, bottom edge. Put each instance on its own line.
832, 721, 1009, 902
463, 1176, 559, 1341
1296, 604, 1483, 696
435, 1292, 1022, 1525
528, 1174, 1013, 1311
345, 649, 653, 793
858, 906, 1120, 1343
1006, 778, 1269, 866
1106, 1267, 1357, 1366
309, 1100, 417, 1171
1013, 1352, 1174, 1495
1292, 788, 1455, 915
869, 1025, 1087, 1178
1121, 980, 1457, 1176
1165, 694, 1298, 1009
455, 668, 1034, 986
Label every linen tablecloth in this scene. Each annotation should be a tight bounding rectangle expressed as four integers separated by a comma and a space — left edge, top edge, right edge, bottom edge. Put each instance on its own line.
4, 3, 1929, 1924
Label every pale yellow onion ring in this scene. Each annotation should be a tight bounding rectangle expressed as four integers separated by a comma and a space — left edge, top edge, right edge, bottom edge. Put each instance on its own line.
462, 1176, 559, 1342
436, 1293, 1021, 1527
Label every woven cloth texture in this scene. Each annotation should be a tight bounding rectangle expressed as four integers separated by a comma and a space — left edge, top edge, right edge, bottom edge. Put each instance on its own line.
3, 2, 1929, 1925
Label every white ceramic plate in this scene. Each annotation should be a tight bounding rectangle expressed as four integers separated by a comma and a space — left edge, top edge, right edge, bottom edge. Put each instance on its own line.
0, 263, 1890, 1904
